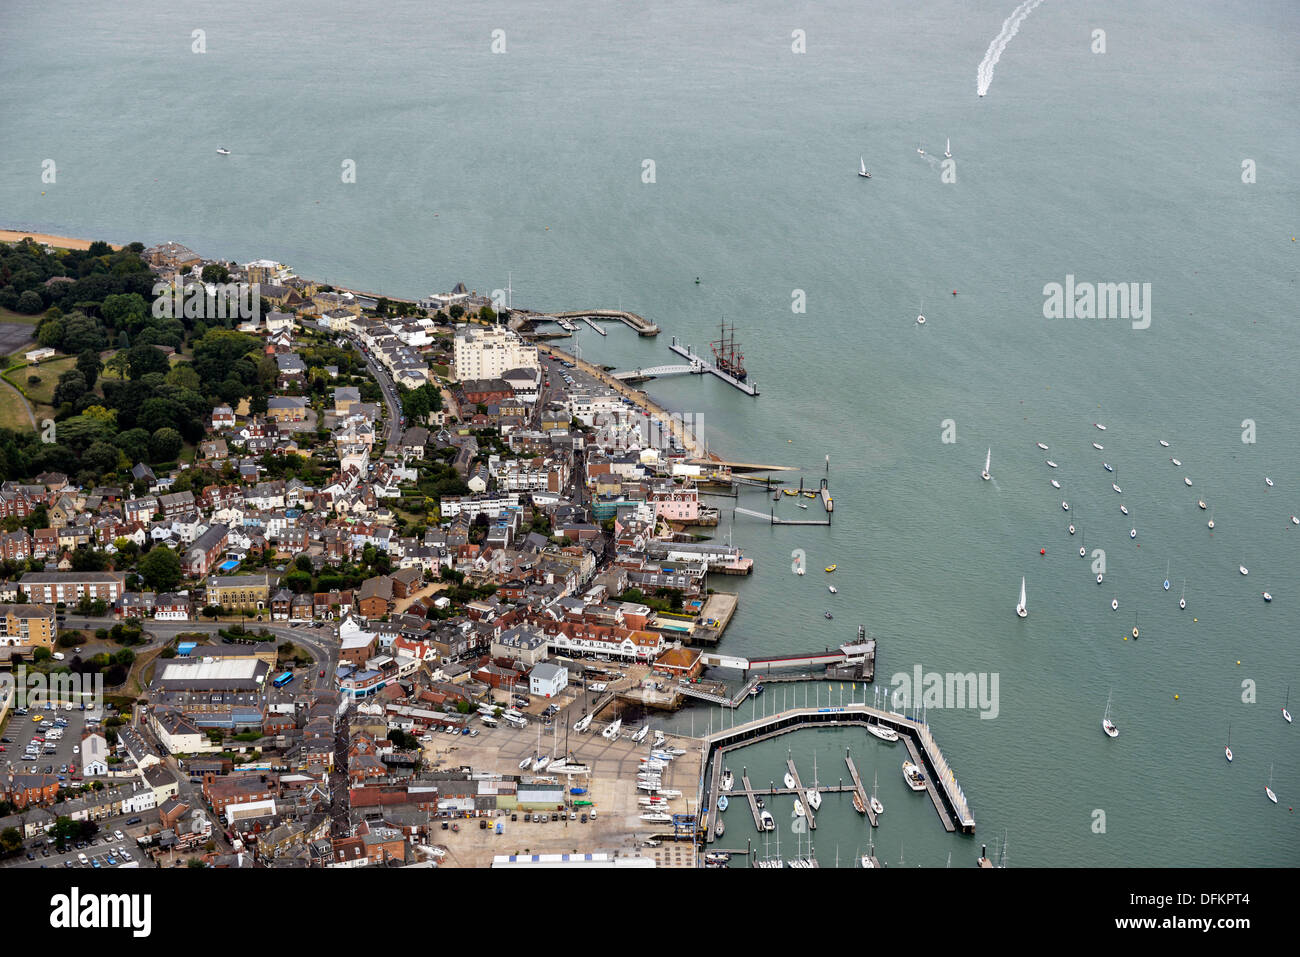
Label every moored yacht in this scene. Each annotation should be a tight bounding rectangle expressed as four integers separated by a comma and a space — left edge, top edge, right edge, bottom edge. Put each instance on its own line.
902, 761, 928, 791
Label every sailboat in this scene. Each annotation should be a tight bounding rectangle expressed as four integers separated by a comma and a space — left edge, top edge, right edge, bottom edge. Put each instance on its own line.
1179, 579, 1186, 611
1102, 691, 1119, 738
1225, 723, 1233, 762
1208, 510, 1215, 530
1283, 686, 1292, 724
870, 770, 884, 815
916, 299, 925, 325
867, 715, 899, 742
944, 137, 952, 158
981, 448, 991, 481
807, 755, 822, 811
1080, 526, 1087, 558
573, 712, 593, 733
216, 147, 231, 155
917, 144, 925, 155
1163, 561, 1171, 591
783, 770, 796, 790
793, 797, 806, 818
1015, 577, 1028, 618
1266, 765, 1278, 804
858, 156, 871, 179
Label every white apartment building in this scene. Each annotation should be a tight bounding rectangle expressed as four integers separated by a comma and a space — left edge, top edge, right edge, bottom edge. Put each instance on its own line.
453, 324, 539, 382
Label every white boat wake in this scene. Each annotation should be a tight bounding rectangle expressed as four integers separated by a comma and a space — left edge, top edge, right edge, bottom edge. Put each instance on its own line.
977, 0, 1047, 97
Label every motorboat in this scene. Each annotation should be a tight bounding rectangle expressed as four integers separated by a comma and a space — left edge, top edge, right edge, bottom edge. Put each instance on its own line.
1130, 528, 1137, 539
1094, 423, 1107, 431
1292, 516, 1299, 525
1172, 458, 1182, 466
795, 566, 805, 575
1103, 463, 1114, 472
1120, 505, 1129, 515
1062, 501, 1069, 511
1263, 592, 1272, 602
1092, 442, 1104, 450
715, 819, 726, 838
759, 809, 775, 831
1036, 442, 1049, 451
1046, 460, 1059, 468
1112, 483, 1122, 493
828, 585, 838, 594
216, 147, 231, 155
1198, 500, 1207, 509
1159, 440, 1170, 447
824, 611, 834, 619
825, 564, 837, 573
1051, 479, 1061, 489
798, 503, 809, 509
902, 761, 927, 791
721, 768, 734, 792
1265, 477, 1274, 487
1240, 565, 1249, 576
1184, 477, 1193, 486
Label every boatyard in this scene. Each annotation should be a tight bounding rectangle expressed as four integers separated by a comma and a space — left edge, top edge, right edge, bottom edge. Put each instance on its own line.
423, 716, 703, 868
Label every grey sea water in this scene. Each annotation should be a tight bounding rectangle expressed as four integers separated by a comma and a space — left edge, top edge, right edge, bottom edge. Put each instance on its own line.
2, 0, 1297, 866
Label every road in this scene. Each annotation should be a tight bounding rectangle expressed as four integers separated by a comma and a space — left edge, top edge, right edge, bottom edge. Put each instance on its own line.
349, 336, 403, 447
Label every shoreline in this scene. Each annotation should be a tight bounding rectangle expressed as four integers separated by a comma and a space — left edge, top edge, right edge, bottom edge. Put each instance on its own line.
541, 342, 720, 464
0, 228, 122, 251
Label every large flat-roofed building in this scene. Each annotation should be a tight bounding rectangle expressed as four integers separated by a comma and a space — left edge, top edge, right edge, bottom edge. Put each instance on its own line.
206, 574, 271, 613
18, 571, 125, 604
154, 657, 269, 694
0, 604, 55, 648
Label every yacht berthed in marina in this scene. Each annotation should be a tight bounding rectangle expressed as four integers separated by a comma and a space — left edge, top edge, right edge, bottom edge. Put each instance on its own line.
902, 761, 928, 791
721, 768, 734, 792
867, 716, 899, 742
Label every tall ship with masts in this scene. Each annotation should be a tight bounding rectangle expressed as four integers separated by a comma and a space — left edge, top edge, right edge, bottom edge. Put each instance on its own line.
710, 319, 748, 382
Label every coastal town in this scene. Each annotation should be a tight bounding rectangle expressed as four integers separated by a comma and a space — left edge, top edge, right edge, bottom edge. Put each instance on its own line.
0, 234, 869, 870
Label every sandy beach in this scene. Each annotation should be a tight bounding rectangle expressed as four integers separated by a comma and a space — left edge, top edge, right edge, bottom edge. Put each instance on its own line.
0, 229, 121, 251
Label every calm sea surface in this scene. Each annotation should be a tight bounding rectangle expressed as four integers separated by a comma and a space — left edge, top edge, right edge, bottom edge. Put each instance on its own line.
2, 0, 1297, 866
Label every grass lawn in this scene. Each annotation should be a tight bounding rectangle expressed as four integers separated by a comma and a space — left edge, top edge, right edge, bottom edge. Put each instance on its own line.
11, 354, 77, 406
0, 305, 42, 325
0, 379, 34, 431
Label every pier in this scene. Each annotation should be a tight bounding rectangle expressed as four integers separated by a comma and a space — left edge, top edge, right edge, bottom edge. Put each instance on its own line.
785, 754, 817, 829
733, 506, 831, 527
844, 751, 879, 827
739, 773, 764, 832
546, 309, 659, 336
699, 703, 975, 835
580, 316, 607, 335
668, 336, 759, 396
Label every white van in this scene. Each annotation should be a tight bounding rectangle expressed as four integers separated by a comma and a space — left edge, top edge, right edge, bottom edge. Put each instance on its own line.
77, 853, 89, 865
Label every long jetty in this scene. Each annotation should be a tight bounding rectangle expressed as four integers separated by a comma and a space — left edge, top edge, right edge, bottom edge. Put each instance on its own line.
844, 751, 879, 827
785, 754, 816, 830
734, 506, 831, 527
699, 703, 975, 835
668, 336, 759, 396
547, 309, 659, 336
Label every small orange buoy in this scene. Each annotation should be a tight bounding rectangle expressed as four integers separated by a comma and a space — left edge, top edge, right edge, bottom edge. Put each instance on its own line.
1174, 694, 1179, 699
952, 290, 957, 295
1040, 548, 1046, 555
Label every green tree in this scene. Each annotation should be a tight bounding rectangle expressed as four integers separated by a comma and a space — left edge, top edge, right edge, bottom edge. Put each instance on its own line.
148, 427, 182, 462
16, 289, 44, 314
201, 264, 230, 283
139, 546, 182, 591
52, 369, 88, 407
76, 349, 103, 388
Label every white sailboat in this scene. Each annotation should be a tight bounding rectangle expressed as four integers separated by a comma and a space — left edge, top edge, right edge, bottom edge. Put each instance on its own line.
573, 712, 593, 733
1208, 509, 1214, 529
1225, 723, 1233, 763
807, 755, 822, 811
793, 797, 806, 818
1179, 579, 1186, 611
1163, 561, 1171, 591
1015, 577, 1028, 618
783, 771, 796, 791
916, 299, 925, 325
1283, 685, 1292, 724
867, 715, 899, 741
216, 147, 231, 155
1266, 764, 1278, 804
870, 770, 884, 815
981, 447, 991, 481
858, 156, 871, 179
601, 717, 622, 739
944, 137, 952, 158
917, 144, 925, 155
1102, 691, 1119, 738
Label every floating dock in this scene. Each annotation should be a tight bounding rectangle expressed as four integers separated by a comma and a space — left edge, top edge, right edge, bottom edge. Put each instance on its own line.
546, 309, 659, 336
580, 316, 607, 335
668, 336, 759, 396
733, 506, 830, 526
844, 751, 879, 827
699, 703, 975, 834
785, 755, 816, 829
